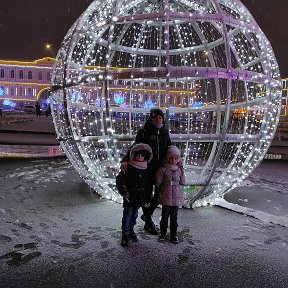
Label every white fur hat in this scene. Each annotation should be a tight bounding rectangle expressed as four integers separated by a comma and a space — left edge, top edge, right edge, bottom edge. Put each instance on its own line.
166, 145, 181, 161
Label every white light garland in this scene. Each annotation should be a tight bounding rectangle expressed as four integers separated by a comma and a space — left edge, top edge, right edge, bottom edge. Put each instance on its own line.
50, 0, 281, 208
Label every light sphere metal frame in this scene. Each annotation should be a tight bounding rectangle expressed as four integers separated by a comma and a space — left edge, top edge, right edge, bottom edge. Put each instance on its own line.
50, 0, 282, 207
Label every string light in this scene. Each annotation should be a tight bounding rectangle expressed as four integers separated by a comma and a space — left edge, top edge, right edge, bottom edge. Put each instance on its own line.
50, 0, 281, 207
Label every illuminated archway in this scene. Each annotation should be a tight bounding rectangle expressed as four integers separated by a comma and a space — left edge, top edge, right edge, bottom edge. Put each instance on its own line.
37, 87, 51, 110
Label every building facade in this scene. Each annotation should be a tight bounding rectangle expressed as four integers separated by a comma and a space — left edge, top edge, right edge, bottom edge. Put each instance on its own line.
0, 57, 288, 116
0, 57, 54, 110
282, 78, 288, 116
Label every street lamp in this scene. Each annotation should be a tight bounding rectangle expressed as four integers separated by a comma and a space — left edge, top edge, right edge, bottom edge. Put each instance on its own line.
45, 44, 55, 57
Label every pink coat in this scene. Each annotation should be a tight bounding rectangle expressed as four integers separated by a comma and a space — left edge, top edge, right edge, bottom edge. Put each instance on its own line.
155, 165, 185, 207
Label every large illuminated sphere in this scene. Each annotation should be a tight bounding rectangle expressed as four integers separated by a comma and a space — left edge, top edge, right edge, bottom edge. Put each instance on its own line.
50, 0, 282, 207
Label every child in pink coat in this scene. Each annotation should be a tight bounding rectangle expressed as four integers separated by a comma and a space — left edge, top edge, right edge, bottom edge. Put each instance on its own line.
155, 145, 185, 243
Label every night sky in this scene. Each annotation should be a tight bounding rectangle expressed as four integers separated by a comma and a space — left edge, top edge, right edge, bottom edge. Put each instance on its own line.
0, 0, 287, 77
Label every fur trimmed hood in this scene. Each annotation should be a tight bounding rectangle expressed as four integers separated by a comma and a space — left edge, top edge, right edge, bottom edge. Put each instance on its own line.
130, 143, 153, 163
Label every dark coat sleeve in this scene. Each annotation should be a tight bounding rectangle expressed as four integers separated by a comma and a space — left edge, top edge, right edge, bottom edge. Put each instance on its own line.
167, 131, 172, 146
116, 171, 128, 196
157, 129, 172, 167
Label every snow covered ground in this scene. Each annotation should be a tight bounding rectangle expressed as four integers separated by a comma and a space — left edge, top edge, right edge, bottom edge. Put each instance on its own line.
221, 160, 288, 228
0, 157, 288, 288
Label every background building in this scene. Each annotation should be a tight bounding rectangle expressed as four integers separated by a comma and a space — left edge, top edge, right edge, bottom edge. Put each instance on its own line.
0, 56, 288, 118
0, 57, 54, 111
282, 78, 288, 116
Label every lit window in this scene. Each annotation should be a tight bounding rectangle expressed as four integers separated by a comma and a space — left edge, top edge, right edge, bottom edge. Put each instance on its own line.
28, 88, 33, 97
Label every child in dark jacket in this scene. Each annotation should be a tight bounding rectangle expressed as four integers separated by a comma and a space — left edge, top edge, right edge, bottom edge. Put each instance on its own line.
116, 143, 153, 247
155, 145, 185, 244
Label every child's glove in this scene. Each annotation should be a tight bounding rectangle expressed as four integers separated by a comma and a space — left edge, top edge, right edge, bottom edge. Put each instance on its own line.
123, 192, 129, 202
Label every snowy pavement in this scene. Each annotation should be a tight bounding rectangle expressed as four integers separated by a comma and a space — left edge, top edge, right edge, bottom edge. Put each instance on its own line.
0, 157, 288, 288
0, 113, 59, 146
223, 160, 288, 227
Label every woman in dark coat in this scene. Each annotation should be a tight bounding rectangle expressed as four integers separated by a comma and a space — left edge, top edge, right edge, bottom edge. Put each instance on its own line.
120, 108, 171, 234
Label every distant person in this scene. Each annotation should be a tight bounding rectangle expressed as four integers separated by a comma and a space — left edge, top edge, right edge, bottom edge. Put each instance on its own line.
35, 102, 41, 117
45, 106, 51, 117
116, 143, 153, 247
120, 108, 172, 235
156, 145, 185, 244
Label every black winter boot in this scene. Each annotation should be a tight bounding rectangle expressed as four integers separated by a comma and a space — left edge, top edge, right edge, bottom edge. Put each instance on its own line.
143, 210, 158, 235
170, 219, 179, 243
170, 233, 179, 244
144, 223, 158, 235
129, 229, 138, 242
159, 221, 167, 241
158, 233, 166, 242
121, 235, 129, 247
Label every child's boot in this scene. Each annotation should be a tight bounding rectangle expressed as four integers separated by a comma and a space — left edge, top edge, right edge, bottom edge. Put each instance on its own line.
170, 221, 179, 244
170, 233, 179, 244
159, 222, 167, 242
